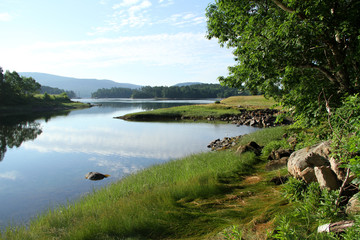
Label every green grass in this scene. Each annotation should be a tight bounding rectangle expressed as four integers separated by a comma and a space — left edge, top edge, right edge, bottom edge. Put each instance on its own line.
220, 95, 278, 109
120, 95, 279, 121
2, 126, 290, 240
120, 103, 242, 121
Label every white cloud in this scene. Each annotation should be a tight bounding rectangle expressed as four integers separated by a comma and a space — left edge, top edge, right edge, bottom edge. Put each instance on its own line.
0, 171, 19, 180
0, 32, 233, 82
0, 12, 12, 22
113, 0, 141, 9
22, 123, 209, 160
128, 0, 151, 14
159, 0, 174, 7
96, 0, 153, 31
159, 12, 205, 27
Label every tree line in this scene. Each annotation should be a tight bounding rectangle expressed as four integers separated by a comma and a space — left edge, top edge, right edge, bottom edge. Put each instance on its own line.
0, 67, 74, 106
91, 84, 246, 99
0, 67, 41, 106
40, 86, 76, 98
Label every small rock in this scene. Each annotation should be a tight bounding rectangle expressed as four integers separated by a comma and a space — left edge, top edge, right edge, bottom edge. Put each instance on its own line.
346, 194, 360, 216
237, 141, 262, 156
266, 157, 289, 171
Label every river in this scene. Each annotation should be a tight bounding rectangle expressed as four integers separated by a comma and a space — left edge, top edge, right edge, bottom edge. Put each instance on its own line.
0, 99, 258, 228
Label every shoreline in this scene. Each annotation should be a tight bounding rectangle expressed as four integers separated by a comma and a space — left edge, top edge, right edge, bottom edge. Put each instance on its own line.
0, 101, 92, 117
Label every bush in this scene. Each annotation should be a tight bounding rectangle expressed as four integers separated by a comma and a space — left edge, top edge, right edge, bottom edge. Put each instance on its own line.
43, 92, 51, 101
330, 94, 360, 183
272, 180, 344, 239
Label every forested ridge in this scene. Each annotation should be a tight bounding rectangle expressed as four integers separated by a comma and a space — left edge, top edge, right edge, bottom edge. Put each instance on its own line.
0, 67, 41, 106
91, 84, 246, 99
0, 67, 75, 107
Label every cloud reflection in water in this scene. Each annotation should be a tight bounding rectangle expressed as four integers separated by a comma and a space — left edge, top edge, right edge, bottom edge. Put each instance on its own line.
22, 122, 223, 160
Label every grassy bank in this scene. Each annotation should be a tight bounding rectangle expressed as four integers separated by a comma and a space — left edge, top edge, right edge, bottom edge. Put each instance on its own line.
0, 94, 91, 116
118, 95, 278, 121
2, 126, 290, 239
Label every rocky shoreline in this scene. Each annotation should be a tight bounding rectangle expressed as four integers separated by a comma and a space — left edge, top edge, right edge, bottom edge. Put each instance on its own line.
120, 108, 292, 127
208, 109, 291, 128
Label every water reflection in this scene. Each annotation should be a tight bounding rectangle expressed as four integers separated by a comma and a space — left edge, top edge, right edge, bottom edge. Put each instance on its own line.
0, 117, 42, 161
0, 99, 258, 228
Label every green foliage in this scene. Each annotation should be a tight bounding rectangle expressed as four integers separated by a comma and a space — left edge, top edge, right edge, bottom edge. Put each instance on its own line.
206, 0, 360, 125
92, 87, 133, 98
43, 92, 51, 101
342, 215, 360, 240
272, 180, 343, 239
91, 84, 243, 99
330, 94, 360, 183
281, 177, 308, 202
40, 85, 76, 98
0, 67, 41, 106
223, 226, 243, 240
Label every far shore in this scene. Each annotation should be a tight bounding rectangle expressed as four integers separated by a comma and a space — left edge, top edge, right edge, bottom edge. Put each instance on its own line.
0, 101, 92, 117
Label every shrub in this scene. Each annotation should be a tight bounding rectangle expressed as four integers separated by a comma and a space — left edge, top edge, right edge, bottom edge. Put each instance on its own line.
330, 94, 360, 183
272, 180, 343, 239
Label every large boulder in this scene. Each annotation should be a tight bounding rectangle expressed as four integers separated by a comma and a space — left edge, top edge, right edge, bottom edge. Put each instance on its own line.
287, 141, 332, 183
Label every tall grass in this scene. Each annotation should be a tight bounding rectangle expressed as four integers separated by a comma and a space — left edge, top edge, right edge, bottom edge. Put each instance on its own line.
2, 126, 288, 239
220, 95, 278, 109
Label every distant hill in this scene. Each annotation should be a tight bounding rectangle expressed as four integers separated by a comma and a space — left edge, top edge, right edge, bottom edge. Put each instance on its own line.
19, 72, 141, 98
172, 82, 204, 87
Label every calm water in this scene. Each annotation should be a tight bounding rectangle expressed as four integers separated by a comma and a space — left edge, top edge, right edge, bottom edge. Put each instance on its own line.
0, 99, 258, 228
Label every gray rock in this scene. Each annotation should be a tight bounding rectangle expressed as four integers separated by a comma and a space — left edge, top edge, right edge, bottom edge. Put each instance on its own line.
329, 157, 346, 181
346, 194, 360, 216
237, 141, 263, 156
299, 167, 317, 183
314, 166, 340, 190
287, 141, 332, 181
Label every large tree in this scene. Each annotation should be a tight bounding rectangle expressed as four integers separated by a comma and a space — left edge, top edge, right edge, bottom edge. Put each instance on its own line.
206, 0, 360, 123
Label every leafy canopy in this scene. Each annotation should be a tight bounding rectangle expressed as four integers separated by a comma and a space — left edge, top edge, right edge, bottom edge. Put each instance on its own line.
206, 0, 360, 124
0, 67, 41, 105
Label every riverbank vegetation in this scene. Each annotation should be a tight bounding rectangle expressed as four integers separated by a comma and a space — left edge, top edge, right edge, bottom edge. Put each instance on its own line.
0, 67, 90, 116
91, 84, 246, 99
119, 95, 278, 121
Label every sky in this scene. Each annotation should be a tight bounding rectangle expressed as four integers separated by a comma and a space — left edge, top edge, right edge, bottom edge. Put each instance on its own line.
0, 0, 235, 86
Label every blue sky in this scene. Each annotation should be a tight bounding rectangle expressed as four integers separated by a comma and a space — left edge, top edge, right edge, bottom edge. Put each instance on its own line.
0, 0, 234, 86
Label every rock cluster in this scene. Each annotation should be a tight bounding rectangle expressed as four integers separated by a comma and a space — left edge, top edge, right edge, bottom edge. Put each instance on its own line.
214, 109, 289, 128
207, 136, 242, 151
266, 148, 293, 171
287, 141, 348, 190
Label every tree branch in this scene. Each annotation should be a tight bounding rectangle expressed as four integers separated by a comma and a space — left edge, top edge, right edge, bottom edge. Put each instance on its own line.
300, 63, 337, 84
271, 0, 305, 19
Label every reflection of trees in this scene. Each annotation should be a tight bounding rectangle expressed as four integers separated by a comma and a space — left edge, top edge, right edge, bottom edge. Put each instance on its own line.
0, 118, 42, 161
